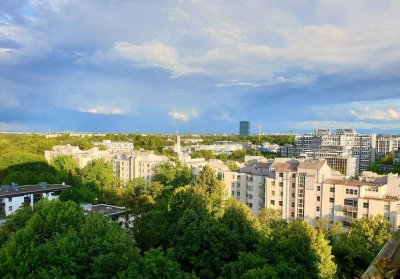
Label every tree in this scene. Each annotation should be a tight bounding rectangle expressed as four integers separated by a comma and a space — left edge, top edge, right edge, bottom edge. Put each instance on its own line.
0, 200, 141, 278
140, 248, 190, 279
52, 155, 79, 176
229, 150, 247, 162
153, 162, 192, 190
0, 204, 33, 246
259, 221, 337, 279
332, 215, 392, 278
220, 199, 261, 260
81, 159, 114, 202
194, 166, 227, 216
191, 150, 216, 161
257, 208, 284, 229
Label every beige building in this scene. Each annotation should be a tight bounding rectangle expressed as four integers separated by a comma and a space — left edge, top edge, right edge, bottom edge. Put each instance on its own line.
44, 144, 106, 168
111, 152, 169, 184
224, 157, 400, 231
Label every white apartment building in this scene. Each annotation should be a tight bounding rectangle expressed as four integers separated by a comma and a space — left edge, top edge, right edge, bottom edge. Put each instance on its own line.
112, 152, 169, 184
190, 143, 243, 154
93, 140, 134, 153
45, 144, 106, 168
0, 183, 69, 216
280, 129, 400, 172
300, 148, 358, 178
223, 158, 400, 231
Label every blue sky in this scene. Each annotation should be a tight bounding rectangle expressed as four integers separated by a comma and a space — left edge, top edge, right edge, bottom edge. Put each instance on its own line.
1, 0, 400, 134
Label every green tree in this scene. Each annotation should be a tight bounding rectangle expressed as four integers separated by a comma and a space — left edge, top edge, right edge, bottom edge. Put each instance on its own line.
81, 158, 115, 202
332, 215, 392, 278
0, 204, 33, 246
220, 199, 261, 260
154, 162, 192, 190
191, 150, 216, 161
257, 208, 284, 229
259, 221, 337, 279
194, 166, 226, 216
0, 200, 141, 279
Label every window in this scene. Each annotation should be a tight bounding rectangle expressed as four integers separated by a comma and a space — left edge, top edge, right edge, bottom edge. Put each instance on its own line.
330, 187, 335, 193
231, 191, 235, 196
280, 192, 283, 196
292, 193, 295, 198
279, 173, 283, 177
248, 203, 253, 208
363, 202, 369, 208
271, 191, 275, 196
292, 174, 296, 178
354, 190, 358, 195
317, 196, 320, 201
8, 206, 12, 211
237, 192, 240, 196
329, 198, 335, 203
292, 183, 296, 188
291, 212, 295, 217
291, 202, 295, 207
317, 186, 321, 191
279, 201, 283, 206
247, 194, 253, 199
270, 200, 275, 205
279, 182, 283, 187
316, 206, 320, 212
8, 197, 12, 202
247, 185, 253, 191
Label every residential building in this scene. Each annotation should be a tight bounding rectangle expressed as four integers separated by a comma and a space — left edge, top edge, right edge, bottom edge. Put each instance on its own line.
112, 151, 169, 184
82, 203, 132, 228
45, 144, 106, 168
223, 157, 400, 231
239, 121, 250, 136
0, 183, 69, 216
281, 129, 381, 172
394, 150, 400, 164
93, 140, 134, 153
189, 143, 243, 154
299, 148, 357, 178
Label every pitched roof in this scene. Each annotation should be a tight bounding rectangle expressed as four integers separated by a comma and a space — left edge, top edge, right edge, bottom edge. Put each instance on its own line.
298, 160, 327, 170
270, 161, 299, 172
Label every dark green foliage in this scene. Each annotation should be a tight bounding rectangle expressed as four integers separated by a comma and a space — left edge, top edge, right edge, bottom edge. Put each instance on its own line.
332, 215, 392, 278
153, 162, 192, 189
0, 200, 140, 279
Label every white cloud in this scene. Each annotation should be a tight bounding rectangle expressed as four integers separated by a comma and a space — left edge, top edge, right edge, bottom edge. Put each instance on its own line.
169, 110, 198, 122
351, 107, 400, 121
112, 41, 201, 76
79, 106, 124, 115
168, 8, 190, 22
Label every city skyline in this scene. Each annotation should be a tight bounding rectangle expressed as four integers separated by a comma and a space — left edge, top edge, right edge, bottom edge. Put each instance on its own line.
1, 1, 400, 133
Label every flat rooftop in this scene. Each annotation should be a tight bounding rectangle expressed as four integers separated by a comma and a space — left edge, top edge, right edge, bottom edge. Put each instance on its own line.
82, 204, 128, 217
325, 179, 381, 187
0, 184, 70, 198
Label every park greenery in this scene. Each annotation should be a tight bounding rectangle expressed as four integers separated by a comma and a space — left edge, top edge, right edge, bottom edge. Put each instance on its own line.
0, 133, 394, 278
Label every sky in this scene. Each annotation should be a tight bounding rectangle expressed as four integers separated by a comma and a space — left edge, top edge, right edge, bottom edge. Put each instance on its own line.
0, 0, 400, 134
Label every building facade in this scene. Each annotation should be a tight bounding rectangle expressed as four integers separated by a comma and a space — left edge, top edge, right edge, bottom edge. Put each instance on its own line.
239, 121, 250, 136
223, 158, 400, 231
0, 183, 69, 216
